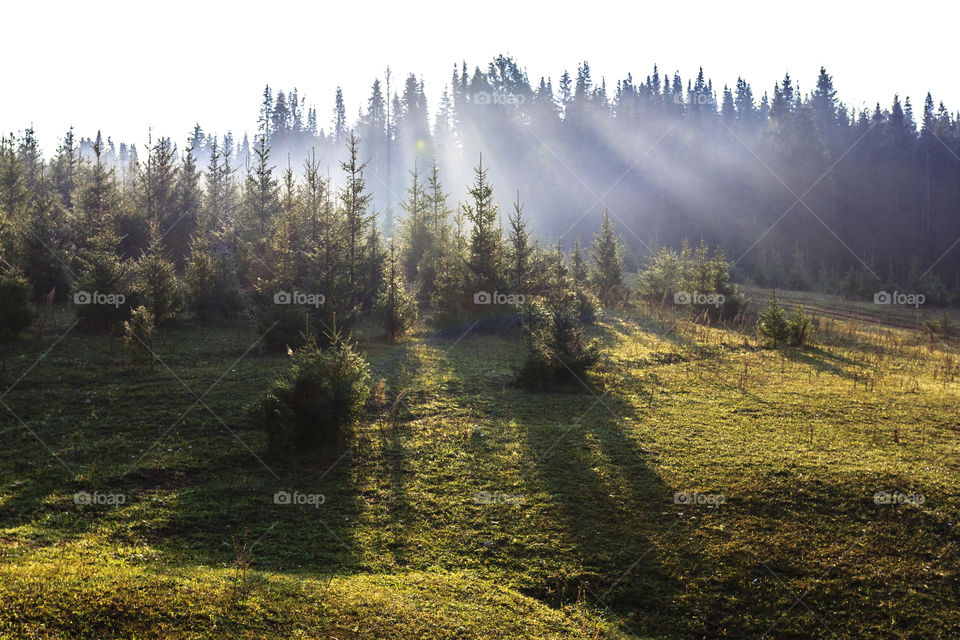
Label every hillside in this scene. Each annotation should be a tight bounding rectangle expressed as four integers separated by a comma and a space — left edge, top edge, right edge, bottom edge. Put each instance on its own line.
1, 291, 958, 638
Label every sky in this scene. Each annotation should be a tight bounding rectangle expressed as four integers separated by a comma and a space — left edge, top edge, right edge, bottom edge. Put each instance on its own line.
4, 0, 957, 153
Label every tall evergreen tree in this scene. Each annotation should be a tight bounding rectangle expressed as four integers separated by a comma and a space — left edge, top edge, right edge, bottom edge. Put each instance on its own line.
589, 209, 624, 306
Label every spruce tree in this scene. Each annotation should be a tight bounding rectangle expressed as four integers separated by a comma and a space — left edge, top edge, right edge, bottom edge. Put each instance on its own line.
75, 133, 118, 237
169, 140, 202, 266
21, 180, 71, 301
464, 155, 503, 309
339, 132, 373, 307
519, 241, 599, 387
431, 208, 468, 327
758, 292, 789, 347
184, 229, 240, 322
398, 162, 431, 285
73, 229, 134, 331
416, 162, 452, 300
376, 239, 417, 340
589, 209, 624, 306
238, 134, 278, 285
506, 190, 535, 296
135, 228, 182, 328
52, 126, 78, 209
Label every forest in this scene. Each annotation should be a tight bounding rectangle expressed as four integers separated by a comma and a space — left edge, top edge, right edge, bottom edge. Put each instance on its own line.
9, 55, 959, 309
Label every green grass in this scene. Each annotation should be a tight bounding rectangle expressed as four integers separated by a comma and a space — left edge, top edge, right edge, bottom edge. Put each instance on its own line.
1, 292, 958, 638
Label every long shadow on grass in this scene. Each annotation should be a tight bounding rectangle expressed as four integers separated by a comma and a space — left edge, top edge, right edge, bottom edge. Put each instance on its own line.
780, 345, 866, 381
425, 328, 733, 637
511, 385, 733, 637
110, 437, 366, 576
132, 326, 428, 577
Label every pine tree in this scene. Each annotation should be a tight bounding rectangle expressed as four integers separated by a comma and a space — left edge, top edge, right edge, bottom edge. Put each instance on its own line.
135, 228, 182, 328
376, 239, 417, 340
52, 126, 78, 209
339, 132, 373, 306
0, 137, 29, 264
589, 209, 624, 306
519, 240, 599, 387
123, 305, 155, 368
184, 229, 240, 322
506, 190, 535, 295
758, 292, 789, 347
569, 237, 598, 322
238, 134, 278, 284
139, 133, 179, 243
431, 205, 468, 327
416, 162, 452, 300
787, 304, 812, 346
810, 67, 839, 139
258, 85, 274, 139
75, 133, 118, 236
21, 177, 71, 301
359, 222, 385, 310
571, 238, 588, 282
300, 150, 327, 255
333, 87, 347, 144
464, 155, 503, 308
267, 160, 305, 285
184, 231, 217, 321
73, 229, 134, 331
169, 140, 202, 266
398, 161, 431, 286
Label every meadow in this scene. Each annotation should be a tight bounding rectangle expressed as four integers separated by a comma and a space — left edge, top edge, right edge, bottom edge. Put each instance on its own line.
1, 288, 958, 639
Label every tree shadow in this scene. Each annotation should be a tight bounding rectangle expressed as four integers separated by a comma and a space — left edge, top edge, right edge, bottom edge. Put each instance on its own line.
781, 345, 864, 380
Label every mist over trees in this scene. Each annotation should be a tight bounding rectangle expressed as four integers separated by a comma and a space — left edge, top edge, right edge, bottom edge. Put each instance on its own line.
5, 54, 960, 303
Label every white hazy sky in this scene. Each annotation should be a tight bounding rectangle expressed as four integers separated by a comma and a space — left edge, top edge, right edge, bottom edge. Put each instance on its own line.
4, 0, 957, 153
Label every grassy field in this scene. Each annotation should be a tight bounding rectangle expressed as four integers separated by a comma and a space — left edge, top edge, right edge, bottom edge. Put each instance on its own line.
1, 289, 958, 638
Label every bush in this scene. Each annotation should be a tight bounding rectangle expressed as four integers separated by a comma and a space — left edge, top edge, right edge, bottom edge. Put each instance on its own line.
922, 312, 959, 338
123, 305, 155, 366
637, 240, 746, 322
251, 324, 370, 454
758, 295, 812, 347
518, 249, 601, 388
519, 299, 601, 388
